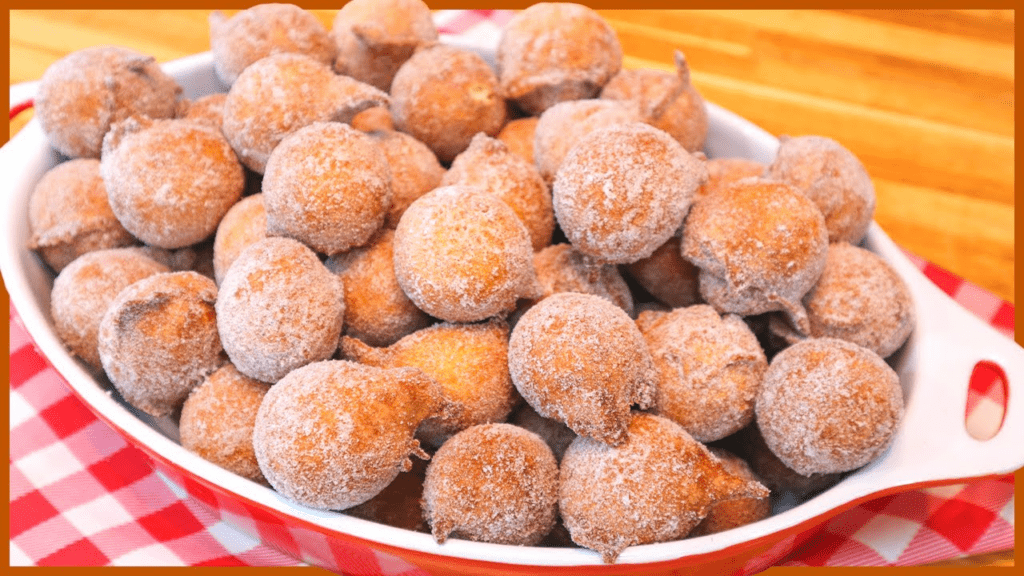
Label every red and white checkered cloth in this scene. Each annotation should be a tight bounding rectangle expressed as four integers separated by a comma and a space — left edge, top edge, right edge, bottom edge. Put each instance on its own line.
7, 8, 1016, 571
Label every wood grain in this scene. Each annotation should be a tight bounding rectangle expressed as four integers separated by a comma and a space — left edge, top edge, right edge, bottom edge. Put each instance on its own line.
5, 7, 1015, 569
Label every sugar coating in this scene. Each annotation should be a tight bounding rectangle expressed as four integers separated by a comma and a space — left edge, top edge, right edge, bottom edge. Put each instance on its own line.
756, 338, 904, 476
331, 0, 438, 91
351, 106, 395, 133
600, 51, 708, 152
527, 243, 634, 316
252, 359, 441, 510
636, 305, 767, 442
533, 99, 642, 185
696, 157, 767, 201
97, 271, 225, 417
766, 135, 876, 244
442, 133, 555, 252
179, 363, 272, 484
498, 3, 622, 115
35, 46, 181, 159
178, 93, 227, 129
559, 412, 769, 563
510, 402, 577, 463
497, 117, 539, 165
326, 229, 432, 347
689, 448, 772, 537
263, 122, 392, 255
681, 179, 828, 333
222, 53, 389, 173
51, 248, 170, 372
390, 44, 507, 163
733, 423, 842, 496
209, 4, 337, 86
212, 194, 267, 285
769, 242, 915, 358
101, 117, 244, 249
508, 292, 657, 446
367, 130, 445, 229
341, 319, 516, 448
393, 186, 540, 323
553, 122, 705, 264
216, 237, 345, 383
423, 423, 559, 546
28, 158, 136, 272
624, 236, 702, 308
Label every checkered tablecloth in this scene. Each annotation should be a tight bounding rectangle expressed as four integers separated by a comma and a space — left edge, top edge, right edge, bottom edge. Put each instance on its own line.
7, 8, 1016, 571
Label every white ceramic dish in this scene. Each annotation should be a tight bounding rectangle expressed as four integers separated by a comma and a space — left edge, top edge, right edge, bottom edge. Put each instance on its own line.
3, 48, 1022, 574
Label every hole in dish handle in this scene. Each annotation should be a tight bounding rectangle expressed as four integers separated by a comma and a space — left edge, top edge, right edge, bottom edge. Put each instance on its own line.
965, 360, 1009, 441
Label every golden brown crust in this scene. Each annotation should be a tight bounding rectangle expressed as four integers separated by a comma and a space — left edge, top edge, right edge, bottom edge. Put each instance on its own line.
624, 236, 702, 308
689, 448, 772, 536
367, 130, 444, 229
496, 117, 540, 166
696, 158, 767, 201
526, 243, 634, 316
212, 194, 266, 285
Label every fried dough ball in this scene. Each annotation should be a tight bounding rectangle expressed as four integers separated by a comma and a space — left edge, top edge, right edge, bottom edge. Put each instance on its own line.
733, 423, 843, 497
100, 117, 244, 249
765, 135, 876, 244
253, 359, 442, 510
35, 46, 181, 159
690, 448, 772, 537
28, 158, 136, 272
331, 0, 438, 91
325, 229, 431, 347
341, 319, 516, 448
497, 117, 539, 165
216, 237, 345, 383
209, 4, 337, 86
768, 242, 915, 358
177, 93, 227, 129
352, 106, 395, 133
525, 243, 634, 317
623, 236, 702, 308
508, 292, 656, 446
423, 423, 559, 545
51, 248, 170, 372
498, 3, 622, 115
533, 99, 642, 185
510, 402, 577, 463
97, 271, 225, 417
696, 157, 767, 201
263, 122, 391, 255
756, 338, 904, 476
222, 53, 389, 173
680, 179, 828, 334
390, 44, 507, 163
442, 133, 554, 251
179, 363, 272, 484
367, 130, 444, 229
636, 305, 767, 442
346, 457, 429, 532
601, 51, 708, 152
559, 412, 769, 563
393, 186, 540, 322
553, 122, 705, 264
212, 194, 266, 285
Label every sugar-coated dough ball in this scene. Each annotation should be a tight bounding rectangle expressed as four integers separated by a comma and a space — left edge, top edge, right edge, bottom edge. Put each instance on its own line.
527, 243, 634, 316
331, 0, 438, 91
390, 44, 507, 163
35, 46, 181, 159
497, 116, 539, 165
253, 360, 441, 510
637, 305, 767, 442
51, 248, 170, 371
696, 157, 766, 201
423, 423, 559, 545
508, 292, 656, 446
681, 179, 828, 333
367, 130, 444, 229
212, 194, 267, 285
733, 423, 843, 496
351, 106, 395, 133
689, 448, 772, 536
216, 237, 345, 383
624, 236, 702, 308
442, 133, 554, 252
222, 53, 389, 173
393, 186, 540, 322
533, 99, 642, 185
498, 3, 622, 115
180, 363, 271, 483
559, 412, 769, 563
553, 122, 705, 264
177, 93, 228, 129
766, 135, 876, 244
28, 158, 136, 272
209, 4, 337, 86
98, 271, 225, 417
263, 122, 391, 255
101, 117, 244, 249
756, 338, 904, 475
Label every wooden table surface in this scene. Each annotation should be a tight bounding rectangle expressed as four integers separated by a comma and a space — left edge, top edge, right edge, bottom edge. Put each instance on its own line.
7, 7, 1015, 570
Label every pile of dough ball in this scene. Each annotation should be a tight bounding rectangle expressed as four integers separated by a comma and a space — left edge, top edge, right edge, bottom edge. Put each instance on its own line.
34, 1, 916, 566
